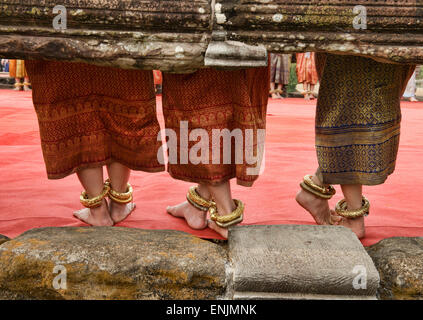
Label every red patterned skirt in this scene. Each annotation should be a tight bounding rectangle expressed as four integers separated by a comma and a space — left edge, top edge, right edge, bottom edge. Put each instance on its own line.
162, 66, 270, 187
296, 52, 318, 85
26, 60, 165, 179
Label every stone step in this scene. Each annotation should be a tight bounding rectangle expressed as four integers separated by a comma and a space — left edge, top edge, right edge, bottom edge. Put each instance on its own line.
227, 225, 379, 300
0, 227, 227, 300
0, 225, 381, 300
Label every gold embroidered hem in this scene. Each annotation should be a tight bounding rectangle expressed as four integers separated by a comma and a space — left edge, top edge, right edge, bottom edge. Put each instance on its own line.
162, 66, 270, 187
315, 54, 415, 186
26, 60, 165, 179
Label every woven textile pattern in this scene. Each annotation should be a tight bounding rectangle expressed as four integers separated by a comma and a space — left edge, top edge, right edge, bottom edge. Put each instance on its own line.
315, 54, 415, 185
26, 60, 164, 179
162, 66, 270, 187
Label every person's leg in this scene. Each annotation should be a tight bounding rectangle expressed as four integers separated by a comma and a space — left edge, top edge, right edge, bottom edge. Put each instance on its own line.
163, 65, 268, 239
300, 54, 415, 239
303, 82, 310, 100
106, 162, 135, 224
296, 173, 340, 225
206, 181, 237, 239
23, 76, 31, 91
276, 83, 284, 99
336, 184, 365, 238
73, 167, 114, 226
167, 183, 210, 230
13, 78, 22, 91
309, 84, 315, 99
270, 82, 279, 99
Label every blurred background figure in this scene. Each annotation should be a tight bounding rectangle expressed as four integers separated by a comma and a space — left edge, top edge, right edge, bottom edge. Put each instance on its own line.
153, 70, 162, 94
296, 52, 318, 100
269, 53, 291, 99
9, 59, 30, 91
1, 59, 9, 72
402, 66, 419, 102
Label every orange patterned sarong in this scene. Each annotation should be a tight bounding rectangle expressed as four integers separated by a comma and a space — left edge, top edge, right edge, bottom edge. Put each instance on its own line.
296, 52, 318, 85
26, 60, 165, 179
153, 70, 162, 85
9, 59, 28, 78
162, 66, 270, 187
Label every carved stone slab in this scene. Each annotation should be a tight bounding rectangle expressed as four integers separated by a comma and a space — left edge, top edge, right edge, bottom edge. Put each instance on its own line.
214, 0, 423, 65
0, 0, 211, 72
0, 1, 422, 71
227, 225, 380, 300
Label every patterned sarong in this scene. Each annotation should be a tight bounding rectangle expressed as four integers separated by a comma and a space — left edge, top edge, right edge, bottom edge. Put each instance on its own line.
26, 60, 164, 179
270, 53, 291, 85
296, 52, 318, 85
315, 54, 415, 185
9, 59, 27, 78
162, 66, 270, 187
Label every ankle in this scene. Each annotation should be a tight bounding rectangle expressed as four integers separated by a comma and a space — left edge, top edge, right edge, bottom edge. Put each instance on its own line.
91, 199, 109, 213
196, 184, 212, 200
215, 200, 237, 216
346, 201, 363, 211
310, 175, 330, 188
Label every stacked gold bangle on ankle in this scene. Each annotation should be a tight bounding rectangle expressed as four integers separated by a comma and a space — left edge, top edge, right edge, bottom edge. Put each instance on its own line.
300, 175, 336, 199
104, 179, 133, 204
335, 196, 370, 219
186, 186, 244, 228
80, 184, 110, 209
186, 186, 215, 212
209, 199, 244, 228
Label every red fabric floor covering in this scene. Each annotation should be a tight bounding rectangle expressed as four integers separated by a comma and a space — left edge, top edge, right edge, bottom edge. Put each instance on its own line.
1, 90, 423, 246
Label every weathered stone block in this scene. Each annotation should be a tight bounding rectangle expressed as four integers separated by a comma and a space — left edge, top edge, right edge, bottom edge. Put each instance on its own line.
1, 0, 423, 70
366, 237, 423, 300
0, 227, 227, 300
0, 234, 9, 245
214, 0, 423, 64
0, 0, 211, 72
227, 225, 379, 300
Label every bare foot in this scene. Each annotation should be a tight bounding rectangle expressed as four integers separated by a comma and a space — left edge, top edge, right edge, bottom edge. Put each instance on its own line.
109, 201, 136, 224
166, 201, 207, 230
271, 93, 279, 99
296, 189, 341, 225
73, 199, 114, 226
207, 220, 228, 239
336, 217, 365, 239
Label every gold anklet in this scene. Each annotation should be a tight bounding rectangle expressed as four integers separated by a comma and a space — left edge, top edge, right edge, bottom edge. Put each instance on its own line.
209, 199, 244, 228
300, 175, 336, 199
104, 179, 133, 204
335, 196, 370, 219
80, 184, 110, 209
186, 186, 215, 211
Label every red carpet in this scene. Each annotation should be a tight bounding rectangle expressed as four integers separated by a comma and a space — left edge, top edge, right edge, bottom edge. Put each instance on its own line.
1, 90, 423, 246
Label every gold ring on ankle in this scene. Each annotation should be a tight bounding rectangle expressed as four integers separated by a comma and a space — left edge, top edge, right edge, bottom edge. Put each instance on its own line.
105, 179, 133, 204
300, 174, 336, 199
186, 186, 215, 212
80, 184, 110, 209
209, 199, 244, 228
335, 196, 370, 219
